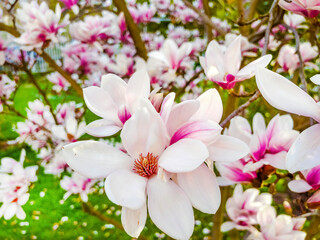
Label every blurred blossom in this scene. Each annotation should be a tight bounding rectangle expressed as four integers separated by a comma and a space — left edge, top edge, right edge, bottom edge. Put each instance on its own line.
279, 0, 320, 18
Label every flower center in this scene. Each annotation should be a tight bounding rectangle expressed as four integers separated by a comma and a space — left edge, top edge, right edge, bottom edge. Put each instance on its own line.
133, 153, 158, 178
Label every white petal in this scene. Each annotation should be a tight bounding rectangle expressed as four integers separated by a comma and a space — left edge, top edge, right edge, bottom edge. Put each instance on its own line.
263, 152, 287, 170
121, 205, 147, 238
177, 164, 221, 214
256, 67, 320, 122
310, 74, 320, 85
83, 87, 119, 121
4, 204, 17, 220
225, 36, 242, 75
166, 100, 200, 136
252, 112, 266, 133
105, 169, 147, 209
159, 139, 208, 173
101, 74, 127, 107
236, 54, 272, 80
84, 119, 121, 137
288, 180, 312, 193
208, 135, 250, 162
127, 70, 150, 109
147, 177, 194, 239
62, 141, 132, 179
286, 124, 320, 173
221, 221, 236, 232
191, 89, 223, 123
121, 107, 168, 159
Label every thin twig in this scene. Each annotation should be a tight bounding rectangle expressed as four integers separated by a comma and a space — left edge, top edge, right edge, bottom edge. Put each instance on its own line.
113, 0, 148, 61
182, 0, 226, 36
220, 91, 261, 128
262, 0, 280, 55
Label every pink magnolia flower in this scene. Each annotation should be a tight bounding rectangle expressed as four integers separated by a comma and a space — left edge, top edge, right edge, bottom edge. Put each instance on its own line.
83, 70, 150, 137
59, 0, 79, 14
283, 13, 306, 28
221, 184, 272, 232
0, 74, 16, 112
216, 113, 298, 184
62, 105, 211, 239
60, 172, 97, 202
254, 206, 306, 240
290, 164, 320, 192
200, 36, 272, 89
279, 0, 320, 18
128, 1, 156, 24
0, 149, 38, 220
15, 1, 69, 50
69, 12, 118, 49
278, 43, 318, 73
256, 67, 320, 173
47, 72, 70, 93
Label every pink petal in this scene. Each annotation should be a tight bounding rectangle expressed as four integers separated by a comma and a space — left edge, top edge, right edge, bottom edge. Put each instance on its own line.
160, 92, 175, 124
252, 112, 266, 133
159, 139, 208, 173
121, 107, 168, 159
170, 120, 222, 145
84, 119, 121, 137
127, 70, 150, 111
263, 152, 287, 170
288, 180, 312, 193
62, 141, 132, 179
121, 205, 147, 238
177, 164, 221, 214
105, 169, 147, 209
147, 177, 194, 239
256, 67, 320, 122
208, 135, 250, 162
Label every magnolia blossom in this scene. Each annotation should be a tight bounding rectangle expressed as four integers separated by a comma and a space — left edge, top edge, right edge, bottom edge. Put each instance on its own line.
128, 1, 156, 24
278, 43, 318, 73
221, 185, 272, 231
83, 70, 150, 137
288, 164, 320, 193
0, 37, 7, 65
216, 113, 298, 185
279, 0, 320, 18
200, 36, 272, 89
148, 38, 192, 84
60, 172, 96, 202
256, 67, 320, 173
47, 72, 70, 93
59, 0, 79, 14
0, 150, 38, 220
252, 206, 306, 240
283, 13, 306, 28
69, 12, 118, 49
63, 104, 211, 239
15, 1, 69, 50
0, 74, 16, 112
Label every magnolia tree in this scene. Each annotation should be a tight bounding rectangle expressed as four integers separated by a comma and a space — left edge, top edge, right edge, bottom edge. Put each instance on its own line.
0, 0, 320, 239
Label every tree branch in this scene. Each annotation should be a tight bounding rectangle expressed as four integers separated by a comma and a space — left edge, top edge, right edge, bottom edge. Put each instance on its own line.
113, 0, 148, 61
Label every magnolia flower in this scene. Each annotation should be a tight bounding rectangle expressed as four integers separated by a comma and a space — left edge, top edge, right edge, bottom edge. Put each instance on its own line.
200, 36, 272, 89
83, 70, 150, 137
47, 72, 70, 93
63, 105, 211, 239
0, 74, 16, 112
59, 0, 79, 14
254, 206, 306, 240
0, 149, 38, 220
279, 0, 320, 18
288, 164, 320, 193
283, 13, 306, 28
256, 67, 320, 173
148, 38, 192, 75
60, 172, 96, 202
52, 117, 86, 143
221, 184, 272, 231
15, 1, 69, 50
69, 12, 118, 49
216, 113, 298, 184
